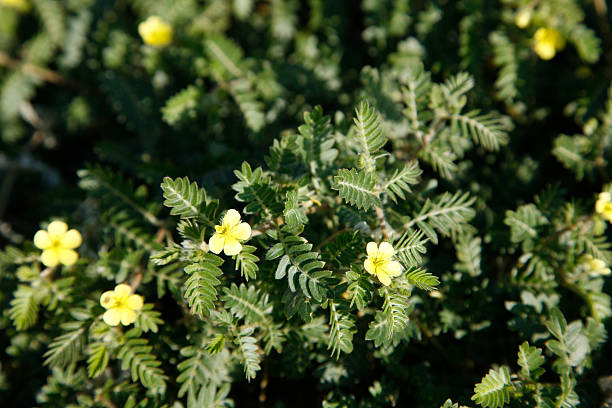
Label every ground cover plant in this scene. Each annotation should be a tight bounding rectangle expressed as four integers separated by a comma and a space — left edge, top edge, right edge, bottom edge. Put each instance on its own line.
1, 0, 612, 407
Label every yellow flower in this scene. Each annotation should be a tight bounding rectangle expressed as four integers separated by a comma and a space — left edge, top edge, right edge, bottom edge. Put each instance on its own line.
138, 16, 173, 47
533, 28, 564, 60
100, 284, 144, 326
209, 209, 252, 256
33, 220, 82, 267
514, 8, 531, 28
1, 0, 30, 12
364, 242, 402, 286
596, 192, 612, 222
579, 254, 611, 277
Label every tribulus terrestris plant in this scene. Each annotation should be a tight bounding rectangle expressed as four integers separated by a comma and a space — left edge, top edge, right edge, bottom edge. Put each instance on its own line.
1, 0, 612, 407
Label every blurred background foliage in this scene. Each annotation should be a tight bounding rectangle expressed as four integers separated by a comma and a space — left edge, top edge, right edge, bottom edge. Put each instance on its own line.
1, 0, 612, 407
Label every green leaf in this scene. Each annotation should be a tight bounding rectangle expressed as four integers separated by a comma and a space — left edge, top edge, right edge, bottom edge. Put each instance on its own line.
222, 283, 271, 324
177, 344, 230, 401
117, 329, 167, 394
401, 64, 431, 135
346, 268, 375, 310
9, 285, 39, 331
235, 244, 259, 281
183, 253, 225, 318
504, 204, 548, 244
135, 304, 163, 333
79, 166, 161, 226
450, 110, 510, 151
545, 308, 567, 340
206, 334, 226, 355
298, 105, 337, 172
407, 191, 476, 244
265, 243, 284, 261
274, 231, 334, 305
328, 300, 355, 359
517, 341, 545, 380
585, 317, 607, 350
490, 31, 519, 103
454, 234, 482, 277
395, 229, 428, 268
229, 78, 265, 132
440, 400, 467, 408
235, 326, 261, 381
160, 176, 206, 219
421, 141, 458, 180
471, 366, 512, 408
162, 85, 202, 126
383, 161, 421, 202
205, 35, 245, 80
87, 342, 109, 378
570, 24, 601, 64
284, 189, 308, 229
545, 310, 590, 373
332, 168, 381, 210
43, 322, 87, 367
233, 161, 283, 216
365, 286, 411, 348
552, 134, 592, 180
353, 100, 387, 156
405, 266, 439, 291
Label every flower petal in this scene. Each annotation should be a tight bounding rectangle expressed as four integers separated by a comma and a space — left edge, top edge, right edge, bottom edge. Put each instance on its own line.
599, 192, 612, 203
127, 294, 144, 310
41, 249, 59, 267
138, 16, 172, 47
231, 222, 251, 241
57, 248, 78, 266
60, 229, 82, 249
223, 238, 242, 256
377, 272, 392, 286
103, 309, 121, 326
222, 209, 242, 228
119, 308, 137, 325
100, 291, 115, 309
378, 242, 395, 260
366, 242, 378, 258
47, 220, 68, 239
384, 261, 402, 277
590, 259, 607, 270
33, 230, 51, 249
535, 43, 555, 60
209, 233, 225, 254
364, 258, 376, 275
114, 284, 132, 298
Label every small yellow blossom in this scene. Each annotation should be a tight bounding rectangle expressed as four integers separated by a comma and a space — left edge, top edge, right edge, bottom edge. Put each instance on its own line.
209, 209, 252, 256
579, 254, 611, 277
1, 0, 30, 12
429, 290, 443, 299
514, 8, 531, 28
533, 28, 564, 60
100, 284, 144, 326
364, 242, 402, 286
596, 192, 612, 222
138, 16, 173, 47
33, 220, 82, 267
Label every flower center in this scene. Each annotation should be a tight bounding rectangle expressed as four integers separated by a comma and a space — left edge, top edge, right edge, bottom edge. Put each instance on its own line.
50, 238, 62, 250
370, 256, 385, 269
107, 295, 128, 309
216, 224, 230, 236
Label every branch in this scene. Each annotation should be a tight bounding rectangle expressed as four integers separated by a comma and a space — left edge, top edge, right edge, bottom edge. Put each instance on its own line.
0, 51, 85, 90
